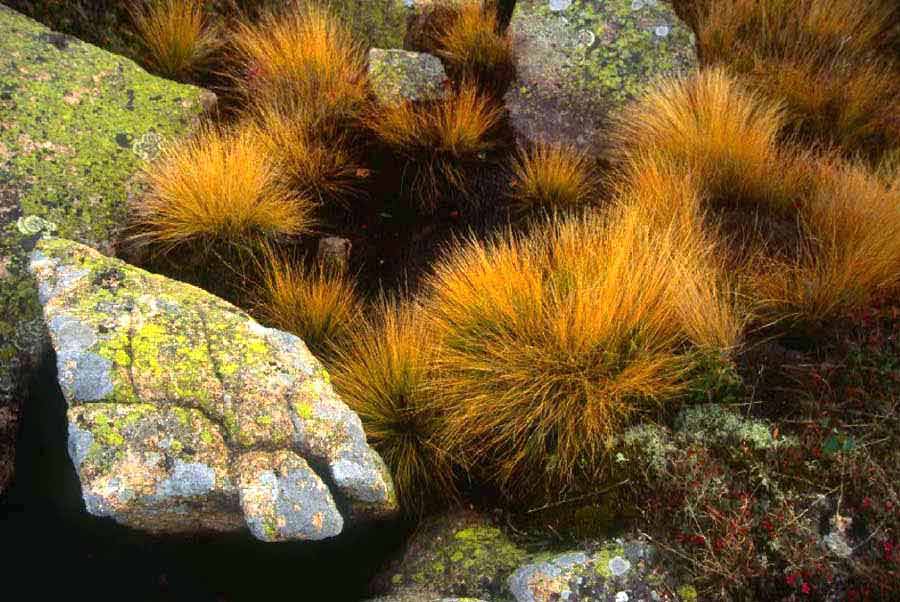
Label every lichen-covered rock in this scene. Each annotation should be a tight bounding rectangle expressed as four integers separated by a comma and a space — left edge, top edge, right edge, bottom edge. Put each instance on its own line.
508, 539, 687, 602
366, 590, 487, 602
382, 511, 528, 600
28, 237, 397, 540
0, 5, 210, 494
368, 48, 448, 105
503, 0, 697, 151
325, 0, 414, 49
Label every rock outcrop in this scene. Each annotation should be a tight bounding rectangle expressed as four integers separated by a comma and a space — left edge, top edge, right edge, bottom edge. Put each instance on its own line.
378, 512, 529, 600
368, 48, 448, 105
0, 5, 210, 494
503, 0, 697, 151
508, 540, 684, 602
376, 512, 697, 602
28, 237, 396, 541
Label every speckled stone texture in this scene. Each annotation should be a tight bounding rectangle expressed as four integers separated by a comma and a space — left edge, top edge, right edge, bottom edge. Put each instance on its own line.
504, 0, 697, 151
0, 5, 210, 494
377, 511, 528, 600
368, 48, 448, 105
507, 539, 688, 602
28, 237, 397, 540
324, 0, 414, 49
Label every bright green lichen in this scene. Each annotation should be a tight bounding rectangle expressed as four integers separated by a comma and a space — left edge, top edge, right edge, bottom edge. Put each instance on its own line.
323, 0, 410, 49
593, 543, 626, 578
678, 584, 699, 602
0, 5, 206, 445
395, 515, 528, 599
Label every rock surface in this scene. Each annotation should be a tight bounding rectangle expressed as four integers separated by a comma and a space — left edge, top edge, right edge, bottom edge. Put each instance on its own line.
378, 512, 698, 602
325, 0, 414, 49
503, 0, 697, 151
367, 590, 487, 602
508, 539, 686, 602
380, 512, 528, 600
368, 48, 448, 105
28, 237, 396, 540
0, 5, 209, 494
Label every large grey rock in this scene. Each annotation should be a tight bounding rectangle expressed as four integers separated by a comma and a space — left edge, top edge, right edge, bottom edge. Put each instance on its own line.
28, 237, 397, 540
0, 5, 210, 494
368, 48, 448, 105
503, 0, 697, 151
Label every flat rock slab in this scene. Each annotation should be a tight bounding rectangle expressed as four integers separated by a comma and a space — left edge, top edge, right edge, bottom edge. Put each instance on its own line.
504, 0, 697, 151
0, 5, 209, 493
28, 237, 396, 540
369, 48, 448, 105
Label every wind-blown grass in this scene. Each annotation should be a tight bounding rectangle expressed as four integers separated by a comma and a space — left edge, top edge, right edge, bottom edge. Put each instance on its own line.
230, 2, 367, 124
331, 299, 457, 512
130, 0, 220, 80
424, 202, 741, 497
130, 125, 313, 253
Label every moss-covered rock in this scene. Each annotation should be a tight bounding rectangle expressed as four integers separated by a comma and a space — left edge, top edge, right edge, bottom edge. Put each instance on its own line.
325, 0, 413, 49
28, 237, 397, 539
0, 5, 210, 494
503, 0, 697, 151
508, 539, 688, 602
369, 48, 448, 105
385, 512, 529, 600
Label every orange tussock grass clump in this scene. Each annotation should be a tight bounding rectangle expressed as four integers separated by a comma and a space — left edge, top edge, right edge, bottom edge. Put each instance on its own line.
248, 104, 363, 205
610, 68, 800, 210
367, 82, 503, 206
331, 299, 457, 513
509, 143, 600, 213
255, 248, 361, 358
131, 125, 313, 252
749, 158, 900, 328
130, 0, 220, 80
692, 0, 900, 154
424, 202, 741, 496
230, 3, 367, 123
432, 0, 514, 92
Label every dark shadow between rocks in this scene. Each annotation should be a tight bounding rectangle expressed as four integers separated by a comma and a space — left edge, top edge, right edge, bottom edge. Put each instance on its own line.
0, 352, 411, 602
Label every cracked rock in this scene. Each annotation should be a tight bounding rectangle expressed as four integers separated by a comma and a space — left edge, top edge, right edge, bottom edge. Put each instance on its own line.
28, 237, 397, 541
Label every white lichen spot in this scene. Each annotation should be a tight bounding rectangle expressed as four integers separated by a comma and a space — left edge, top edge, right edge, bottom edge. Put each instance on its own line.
549, 0, 572, 12
577, 29, 596, 48
609, 556, 632, 576
630, 0, 644, 9
654, 24, 670, 38
17, 215, 58, 236
615, 592, 630, 602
